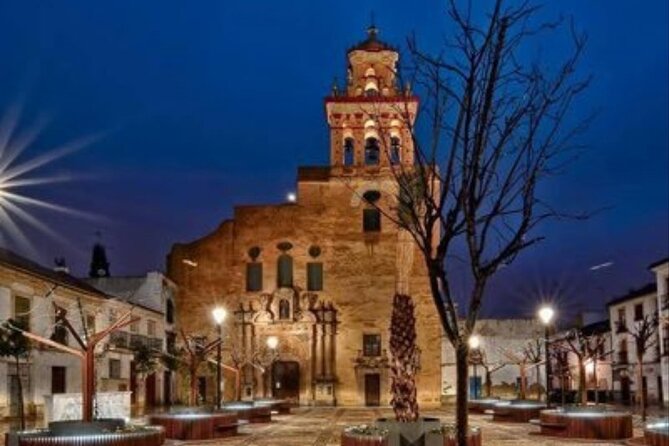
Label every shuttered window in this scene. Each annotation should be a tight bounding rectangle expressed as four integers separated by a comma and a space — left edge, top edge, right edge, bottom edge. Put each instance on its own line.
307, 262, 323, 291
246, 262, 263, 291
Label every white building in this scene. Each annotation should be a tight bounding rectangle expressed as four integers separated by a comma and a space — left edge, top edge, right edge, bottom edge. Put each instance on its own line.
441, 319, 545, 401
607, 283, 663, 405
649, 257, 668, 406
0, 248, 164, 419
85, 272, 177, 408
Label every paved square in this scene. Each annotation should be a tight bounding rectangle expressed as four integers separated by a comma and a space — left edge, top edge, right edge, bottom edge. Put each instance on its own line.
159, 407, 648, 446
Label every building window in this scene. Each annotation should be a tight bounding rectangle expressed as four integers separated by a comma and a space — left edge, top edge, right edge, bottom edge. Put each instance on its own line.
634, 303, 643, 321
617, 308, 626, 325
277, 254, 293, 288
390, 136, 401, 164
51, 322, 69, 345
279, 299, 291, 320
13, 296, 31, 331
246, 262, 263, 291
363, 208, 381, 232
343, 138, 355, 166
363, 334, 382, 357
307, 262, 323, 291
130, 319, 140, 333
365, 137, 380, 165
86, 314, 96, 334
166, 299, 175, 324
51, 367, 66, 394
109, 359, 122, 379
147, 320, 156, 337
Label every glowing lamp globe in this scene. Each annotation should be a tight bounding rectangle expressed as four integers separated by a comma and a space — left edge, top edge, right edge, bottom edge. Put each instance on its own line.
538, 306, 555, 325
212, 307, 227, 325
266, 336, 279, 350
468, 335, 481, 349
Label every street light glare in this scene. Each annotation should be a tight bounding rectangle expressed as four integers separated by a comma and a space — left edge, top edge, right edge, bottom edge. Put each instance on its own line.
468, 335, 480, 349
538, 306, 555, 325
212, 307, 227, 325
266, 335, 279, 350
286, 192, 296, 203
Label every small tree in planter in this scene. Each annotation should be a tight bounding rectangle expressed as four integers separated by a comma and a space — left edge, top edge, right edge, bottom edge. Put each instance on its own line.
376, 294, 440, 446
0, 319, 31, 430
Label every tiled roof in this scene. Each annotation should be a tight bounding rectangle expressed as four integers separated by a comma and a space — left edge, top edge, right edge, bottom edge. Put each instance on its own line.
606, 282, 657, 307
0, 247, 108, 298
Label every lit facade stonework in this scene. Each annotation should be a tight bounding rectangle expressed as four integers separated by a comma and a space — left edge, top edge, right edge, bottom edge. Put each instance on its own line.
167, 27, 442, 407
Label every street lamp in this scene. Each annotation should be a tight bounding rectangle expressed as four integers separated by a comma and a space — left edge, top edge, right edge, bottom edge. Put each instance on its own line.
212, 307, 227, 409
538, 305, 555, 405
265, 336, 279, 397
469, 335, 481, 399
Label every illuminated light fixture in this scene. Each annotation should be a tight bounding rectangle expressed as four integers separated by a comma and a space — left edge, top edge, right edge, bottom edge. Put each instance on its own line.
468, 335, 480, 350
286, 192, 296, 203
212, 307, 227, 325
266, 336, 279, 350
0, 103, 102, 255
182, 259, 198, 267
538, 306, 555, 325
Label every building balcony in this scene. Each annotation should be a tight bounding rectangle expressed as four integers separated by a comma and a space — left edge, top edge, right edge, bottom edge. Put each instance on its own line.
109, 331, 163, 351
353, 349, 389, 369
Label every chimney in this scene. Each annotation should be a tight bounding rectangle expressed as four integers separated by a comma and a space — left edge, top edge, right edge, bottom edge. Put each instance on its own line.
54, 257, 70, 274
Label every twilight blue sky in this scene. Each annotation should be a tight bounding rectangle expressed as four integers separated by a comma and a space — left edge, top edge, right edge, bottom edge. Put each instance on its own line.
0, 1, 667, 319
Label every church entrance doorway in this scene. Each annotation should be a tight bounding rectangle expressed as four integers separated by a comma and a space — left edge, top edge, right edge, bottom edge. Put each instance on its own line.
272, 361, 300, 403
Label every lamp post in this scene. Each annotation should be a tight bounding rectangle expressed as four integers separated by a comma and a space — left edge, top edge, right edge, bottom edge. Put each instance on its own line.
212, 307, 227, 410
469, 335, 481, 399
538, 306, 555, 405
265, 336, 279, 397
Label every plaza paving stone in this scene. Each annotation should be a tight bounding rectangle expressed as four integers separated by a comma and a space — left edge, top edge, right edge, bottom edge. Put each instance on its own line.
0, 407, 657, 446
157, 407, 651, 446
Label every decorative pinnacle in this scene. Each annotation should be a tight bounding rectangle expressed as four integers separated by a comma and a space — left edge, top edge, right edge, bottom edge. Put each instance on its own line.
367, 12, 378, 40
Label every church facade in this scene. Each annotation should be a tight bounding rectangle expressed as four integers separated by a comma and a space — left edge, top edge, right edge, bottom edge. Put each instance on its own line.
167, 27, 442, 407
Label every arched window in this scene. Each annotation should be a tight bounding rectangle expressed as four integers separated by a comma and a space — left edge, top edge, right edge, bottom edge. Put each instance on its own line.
279, 299, 290, 320
390, 136, 401, 164
277, 254, 293, 287
343, 137, 355, 166
365, 137, 380, 165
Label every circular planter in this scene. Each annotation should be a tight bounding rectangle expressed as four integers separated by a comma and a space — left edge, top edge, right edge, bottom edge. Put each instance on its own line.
376, 418, 440, 446
221, 403, 272, 423
254, 398, 291, 414
341, 426, 388, 446
467, 398, 500, 414
537, 408, 632, 440
7, 426, 164, 446
645, 420, 669, 446
491, 401, 546, 423
148, 412, 239, 440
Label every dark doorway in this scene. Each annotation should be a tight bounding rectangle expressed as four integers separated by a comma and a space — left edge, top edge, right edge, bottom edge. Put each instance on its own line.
272, 361, 300, 403
130, 361, 137, 404
197, 377, 207, 404
145, 373, 156, 407
658, 375, 664, 407
621, 376, 631, 405
163, 371, 172, 406
364, 374, 381, 407
51, 367, 66, 394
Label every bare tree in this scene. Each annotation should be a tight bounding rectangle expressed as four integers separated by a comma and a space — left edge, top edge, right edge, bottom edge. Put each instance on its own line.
524, 339, 543, 400
563, 327, 606, 405
501, 341, 542, 400
365, 0, 590, 442
628, 313, 658, 421
478, 350, 506, 398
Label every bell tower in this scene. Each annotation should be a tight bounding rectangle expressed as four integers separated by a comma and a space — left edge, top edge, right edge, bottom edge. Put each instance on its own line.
325, 24, 418, 173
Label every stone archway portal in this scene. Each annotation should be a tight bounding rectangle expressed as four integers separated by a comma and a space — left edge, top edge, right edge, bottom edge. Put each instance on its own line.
272, 361, 300, 402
